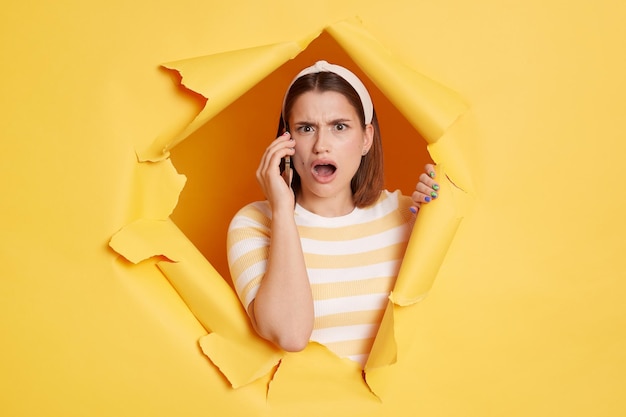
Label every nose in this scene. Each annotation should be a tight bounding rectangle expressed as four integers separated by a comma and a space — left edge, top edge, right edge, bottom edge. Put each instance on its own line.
313, 129, 330, 154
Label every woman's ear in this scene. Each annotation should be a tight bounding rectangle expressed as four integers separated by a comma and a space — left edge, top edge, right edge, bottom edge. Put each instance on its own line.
362, 124, 374, 154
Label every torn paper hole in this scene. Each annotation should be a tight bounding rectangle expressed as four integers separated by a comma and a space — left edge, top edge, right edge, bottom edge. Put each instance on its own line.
109, 16, 471, 400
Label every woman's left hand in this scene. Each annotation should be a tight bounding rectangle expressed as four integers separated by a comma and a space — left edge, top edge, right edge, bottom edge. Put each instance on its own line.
410, 163, 439, 214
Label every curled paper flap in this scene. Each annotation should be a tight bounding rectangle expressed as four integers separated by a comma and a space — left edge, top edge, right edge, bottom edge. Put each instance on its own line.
426, 112, 476, 196
155, 226, 283, 388
364, 165, 467, 387
362, 305, 397, 400
154, 224, 284, 388
138, 38, 317, 162
326, 18, 468, 145
391, 165, 466, 305
365, 302, 397, 369
109, 219, 187, 264
199, 333, 282, 389
131, 158, 187, 220
155, 240, 251, 337
115, 217, 284, 388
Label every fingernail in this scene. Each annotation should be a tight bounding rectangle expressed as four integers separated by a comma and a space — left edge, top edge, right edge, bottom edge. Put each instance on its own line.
424, 196, 431, 203
432, 184, 440, 191
430, 192, 438, 199
409, 206, 417, 214
429, 171, 436, 178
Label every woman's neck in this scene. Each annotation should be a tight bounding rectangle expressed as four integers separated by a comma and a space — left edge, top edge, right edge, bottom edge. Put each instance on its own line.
296, 191, 355, 217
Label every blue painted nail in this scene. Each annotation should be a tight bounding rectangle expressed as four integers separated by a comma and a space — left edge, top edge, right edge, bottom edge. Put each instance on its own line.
409, 206, 417, 214
425, 196, 431, 203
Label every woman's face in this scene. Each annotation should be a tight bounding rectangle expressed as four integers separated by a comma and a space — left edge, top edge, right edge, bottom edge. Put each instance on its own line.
288, 90, 373, 214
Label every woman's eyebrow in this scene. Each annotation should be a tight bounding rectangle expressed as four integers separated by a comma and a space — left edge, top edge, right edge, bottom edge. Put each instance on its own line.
328, 118, 351, 124
293, 118, 352, 125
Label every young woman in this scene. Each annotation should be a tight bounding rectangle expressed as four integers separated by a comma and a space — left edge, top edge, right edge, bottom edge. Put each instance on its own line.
227, 61, 439, 366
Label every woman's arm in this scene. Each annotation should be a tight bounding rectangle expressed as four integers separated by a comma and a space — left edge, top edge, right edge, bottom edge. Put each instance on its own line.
249, 132, 314, 351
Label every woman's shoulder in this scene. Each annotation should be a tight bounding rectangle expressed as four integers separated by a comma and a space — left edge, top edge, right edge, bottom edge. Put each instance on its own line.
377, 189, 414, 224
350, 189, 411, 219
229, 200, 272, 230
378, 189, 412, 208
234, 200, 271, 215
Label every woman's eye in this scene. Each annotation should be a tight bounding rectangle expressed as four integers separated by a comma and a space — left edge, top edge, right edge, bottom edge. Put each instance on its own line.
297, 125, 314, 134
334, 123, 347, 131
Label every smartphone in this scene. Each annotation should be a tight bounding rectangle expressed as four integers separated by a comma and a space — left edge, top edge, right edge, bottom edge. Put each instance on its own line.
281, 156, 291, 187
279, 125, 292, 188
280, 125, 292, 188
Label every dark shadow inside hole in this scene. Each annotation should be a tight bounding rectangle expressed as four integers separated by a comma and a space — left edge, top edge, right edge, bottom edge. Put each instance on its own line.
170, 31, 432, 284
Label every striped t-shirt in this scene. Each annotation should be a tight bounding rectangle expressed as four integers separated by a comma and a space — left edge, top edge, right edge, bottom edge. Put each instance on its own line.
227, 189, 415, 366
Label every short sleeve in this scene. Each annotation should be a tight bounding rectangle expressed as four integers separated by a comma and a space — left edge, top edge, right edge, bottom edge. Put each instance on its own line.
226, 201, 272, 312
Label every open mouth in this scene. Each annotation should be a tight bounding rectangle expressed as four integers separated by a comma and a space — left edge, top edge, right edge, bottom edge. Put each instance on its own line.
313, 163, 337, 177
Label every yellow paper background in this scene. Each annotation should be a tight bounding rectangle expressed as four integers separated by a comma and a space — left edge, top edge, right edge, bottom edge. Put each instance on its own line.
2, 1, 626, 416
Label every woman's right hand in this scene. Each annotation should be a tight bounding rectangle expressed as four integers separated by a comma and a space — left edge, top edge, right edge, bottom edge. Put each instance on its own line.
256, 131, 296, 211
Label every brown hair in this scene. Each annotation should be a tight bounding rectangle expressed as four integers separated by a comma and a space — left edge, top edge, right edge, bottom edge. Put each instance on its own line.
278, 71, 384, 207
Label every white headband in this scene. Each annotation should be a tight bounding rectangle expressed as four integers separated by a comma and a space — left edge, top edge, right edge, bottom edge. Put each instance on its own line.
281, 60, 374, 124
